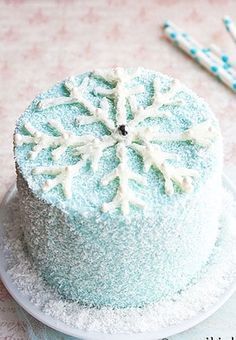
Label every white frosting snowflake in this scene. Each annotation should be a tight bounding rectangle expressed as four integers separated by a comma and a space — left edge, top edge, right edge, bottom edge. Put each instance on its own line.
15, 67, 218, 215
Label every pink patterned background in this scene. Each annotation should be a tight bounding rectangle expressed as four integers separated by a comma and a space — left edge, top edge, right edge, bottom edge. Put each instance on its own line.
0, 0, 236, 338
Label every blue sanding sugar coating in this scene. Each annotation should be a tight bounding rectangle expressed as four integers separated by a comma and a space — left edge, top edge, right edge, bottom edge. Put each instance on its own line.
14, 68, 223, 308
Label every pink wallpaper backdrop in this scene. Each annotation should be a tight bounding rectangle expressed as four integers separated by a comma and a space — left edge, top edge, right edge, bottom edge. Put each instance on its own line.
0, 0, 236, 338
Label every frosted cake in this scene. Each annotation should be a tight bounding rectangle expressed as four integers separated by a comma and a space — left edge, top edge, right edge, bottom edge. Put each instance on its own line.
14, 67, 222, 308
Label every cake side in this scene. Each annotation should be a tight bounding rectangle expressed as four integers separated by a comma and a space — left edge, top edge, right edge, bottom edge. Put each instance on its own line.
14, 67, 223, 308
17, 163, 222, 307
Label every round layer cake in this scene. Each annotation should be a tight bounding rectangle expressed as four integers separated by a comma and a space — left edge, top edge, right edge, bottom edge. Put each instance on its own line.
14, 67, 222, 308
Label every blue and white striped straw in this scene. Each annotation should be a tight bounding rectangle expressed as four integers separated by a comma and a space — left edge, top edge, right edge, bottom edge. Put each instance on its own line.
210, 44, 231, 65
209, 44, 236, 78
164, 21, 224, 67
163, 21, 236, 92
223, 16, 236, 43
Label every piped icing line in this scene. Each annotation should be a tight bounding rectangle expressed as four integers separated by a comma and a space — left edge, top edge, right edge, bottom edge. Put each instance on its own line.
73, 135, 117, 171
75, 96, 115, 132
94, 67, 141, 85
37, 76, 89, 110
128, 78, 182, 128
101, 142, 146, 215
14, 120, 96, 161
15, 68, 219, 214
134, 120, 219, 147
33, 161, 86, 198
38, 77, 115, 132
16, 122, 118, 197
131, 143, 199, 195
181, 120, 219, 146
31, 134, 117, 197
94, 67, 145, 126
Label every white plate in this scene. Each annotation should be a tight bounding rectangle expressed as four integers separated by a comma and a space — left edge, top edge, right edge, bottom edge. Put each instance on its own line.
0, 176, 236, 340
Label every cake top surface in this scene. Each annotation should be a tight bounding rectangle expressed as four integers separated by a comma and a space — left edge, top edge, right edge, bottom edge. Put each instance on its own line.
14, 67, 221, 219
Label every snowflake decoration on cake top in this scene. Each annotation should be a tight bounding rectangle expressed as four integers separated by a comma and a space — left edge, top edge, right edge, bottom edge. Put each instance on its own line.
15, 67, 219, 215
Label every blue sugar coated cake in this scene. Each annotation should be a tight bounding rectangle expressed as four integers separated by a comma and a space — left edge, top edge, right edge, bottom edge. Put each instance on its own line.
14, 67, 223, 308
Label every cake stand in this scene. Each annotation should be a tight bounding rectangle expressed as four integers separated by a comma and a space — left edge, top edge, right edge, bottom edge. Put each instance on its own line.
0, 176, 236, 340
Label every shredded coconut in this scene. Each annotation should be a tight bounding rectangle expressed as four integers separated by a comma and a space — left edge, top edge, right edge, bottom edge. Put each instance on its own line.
1, 186, 236, 334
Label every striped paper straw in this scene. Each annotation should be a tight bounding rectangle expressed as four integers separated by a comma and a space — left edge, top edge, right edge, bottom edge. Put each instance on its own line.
163, 23, 236, 92
210, 44, 231, 65
209, 44, 236, 78
223, 16, 236, 43
164, 21, 228, 71
210, 44, 235, 68
204, 47, 236, 78
164, 21, 205, 51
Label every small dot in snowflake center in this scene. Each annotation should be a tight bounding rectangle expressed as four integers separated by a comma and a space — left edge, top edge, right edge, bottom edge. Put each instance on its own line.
118, 125, 128, 136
